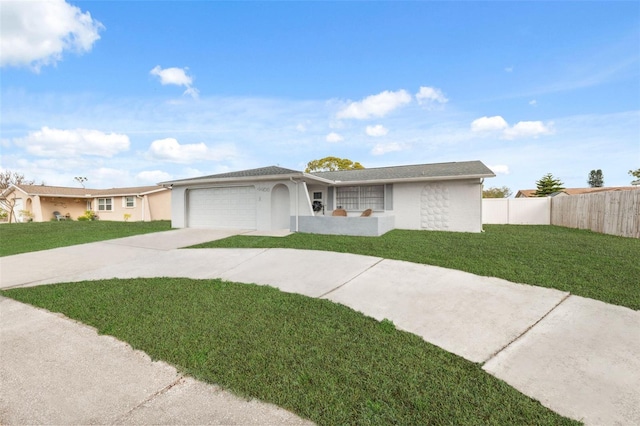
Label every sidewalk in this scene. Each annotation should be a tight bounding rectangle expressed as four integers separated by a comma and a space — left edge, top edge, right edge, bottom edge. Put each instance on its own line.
1, 228, 639, 425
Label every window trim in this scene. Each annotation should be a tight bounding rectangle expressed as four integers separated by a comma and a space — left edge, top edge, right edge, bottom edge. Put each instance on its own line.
97, 197, 113, 211
123, 196, 136, 208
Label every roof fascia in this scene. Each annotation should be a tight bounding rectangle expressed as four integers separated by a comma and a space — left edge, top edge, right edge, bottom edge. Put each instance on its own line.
138, 188, 169, 195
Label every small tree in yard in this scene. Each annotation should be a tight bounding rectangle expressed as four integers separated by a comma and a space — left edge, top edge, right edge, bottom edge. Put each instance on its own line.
629, 168, 640, 185
587, 169, 604, 187
534, 173, 565, 197
0, 170, 35, 223
483, 186, 512, 198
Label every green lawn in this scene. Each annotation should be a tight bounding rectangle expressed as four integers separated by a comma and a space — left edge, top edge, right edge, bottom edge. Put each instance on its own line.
2, 278, 579, 425
192, 225, 640, 310
0, 220, 172, 257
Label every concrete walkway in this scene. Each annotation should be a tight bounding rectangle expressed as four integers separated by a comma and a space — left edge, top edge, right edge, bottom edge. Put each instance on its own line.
1, 228, 638, 425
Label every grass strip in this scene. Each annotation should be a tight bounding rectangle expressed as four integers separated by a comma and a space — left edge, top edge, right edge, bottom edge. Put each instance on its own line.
191, 225, 640, 310
2, 278, 578, 425
0, 220, 172, 257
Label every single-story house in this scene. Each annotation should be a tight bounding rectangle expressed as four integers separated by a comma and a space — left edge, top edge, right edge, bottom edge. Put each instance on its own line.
515, 187, 639, 198
0, 184, 171, 223
160, 161, 495, 236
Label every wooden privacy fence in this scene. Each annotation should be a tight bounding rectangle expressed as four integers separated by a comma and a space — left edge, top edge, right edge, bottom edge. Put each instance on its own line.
551, 190, 640, 238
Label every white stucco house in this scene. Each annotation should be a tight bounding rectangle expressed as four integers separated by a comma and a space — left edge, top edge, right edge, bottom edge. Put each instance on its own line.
160, 161, 495, 236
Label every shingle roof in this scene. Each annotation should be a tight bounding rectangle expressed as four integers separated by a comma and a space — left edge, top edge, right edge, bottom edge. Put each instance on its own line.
161, 161, 495, 186
159, 166, 311, 185
311, 161, 495, 182
193, 166, 303, 180
12, 184, 166, 198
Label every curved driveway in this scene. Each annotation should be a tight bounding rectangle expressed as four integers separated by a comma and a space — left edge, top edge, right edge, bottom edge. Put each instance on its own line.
1, 228, 638, 425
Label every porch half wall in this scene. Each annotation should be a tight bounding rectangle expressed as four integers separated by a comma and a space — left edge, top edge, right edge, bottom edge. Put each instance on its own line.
294, 215, 395, 237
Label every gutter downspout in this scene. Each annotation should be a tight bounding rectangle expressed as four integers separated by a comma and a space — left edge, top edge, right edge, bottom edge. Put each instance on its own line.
480, 178, 485, 231
290, 177, 299, 232
137, 195, 145, 221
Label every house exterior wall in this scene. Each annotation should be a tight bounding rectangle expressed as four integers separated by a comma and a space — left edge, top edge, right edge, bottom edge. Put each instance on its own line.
392, 179, 483, 232
147, 191, 172, 221
170, 180, 313, 230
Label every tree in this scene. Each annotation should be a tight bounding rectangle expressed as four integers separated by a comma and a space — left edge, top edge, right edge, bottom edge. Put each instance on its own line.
629, 168, 640, 185
587, 169, 604, 188
534, 173, 565, 197
0, 170, 35, 223
482, 186, 512, 198
305, 156, 364, 173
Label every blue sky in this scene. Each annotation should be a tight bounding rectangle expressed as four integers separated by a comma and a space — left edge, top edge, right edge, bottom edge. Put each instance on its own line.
1, 0, 638, 194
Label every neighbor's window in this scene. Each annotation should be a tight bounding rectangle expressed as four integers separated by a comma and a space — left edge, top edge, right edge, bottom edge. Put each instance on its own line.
98, 198, 113, 211
124, 196, 135, 208
336, 185, 384, 211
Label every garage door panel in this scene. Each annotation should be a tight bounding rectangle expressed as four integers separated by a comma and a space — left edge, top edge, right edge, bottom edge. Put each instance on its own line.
188, 186, 256, 229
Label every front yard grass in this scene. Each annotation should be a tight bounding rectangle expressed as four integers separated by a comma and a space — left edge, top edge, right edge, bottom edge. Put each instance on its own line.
0, 220, 172, 257
192, 225, 640, 310
2, 278, 579, 425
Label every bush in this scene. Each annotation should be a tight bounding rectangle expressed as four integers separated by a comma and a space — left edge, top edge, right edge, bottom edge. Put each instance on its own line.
77, 210, 98, 221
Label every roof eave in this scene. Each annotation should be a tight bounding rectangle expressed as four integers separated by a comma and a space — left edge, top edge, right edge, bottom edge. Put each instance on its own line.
160, 172, 312, 187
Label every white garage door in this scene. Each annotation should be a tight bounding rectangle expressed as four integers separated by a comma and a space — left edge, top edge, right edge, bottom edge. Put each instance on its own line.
187, 186, 257, 229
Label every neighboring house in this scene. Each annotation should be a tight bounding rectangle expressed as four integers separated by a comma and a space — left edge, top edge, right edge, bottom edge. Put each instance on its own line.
515, 187, 639, 198
0, 184, 171, 223
160, 161, 495, 235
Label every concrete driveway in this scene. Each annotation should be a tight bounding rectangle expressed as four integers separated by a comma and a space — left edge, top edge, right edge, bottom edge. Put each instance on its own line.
1, 228, 638, 425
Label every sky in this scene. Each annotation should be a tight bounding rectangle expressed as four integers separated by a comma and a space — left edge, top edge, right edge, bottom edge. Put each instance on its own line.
1, 0, 639, 195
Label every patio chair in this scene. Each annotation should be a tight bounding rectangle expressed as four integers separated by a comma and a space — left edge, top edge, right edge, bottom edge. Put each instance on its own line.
53, 211, 66, 221
360, 209, 373, 217
332, 208, 347, 217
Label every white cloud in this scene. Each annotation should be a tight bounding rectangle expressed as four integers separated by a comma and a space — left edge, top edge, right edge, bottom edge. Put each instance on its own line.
471, 116, 553, 139
0, 0, 104, 71
488, 164, 510, 175
371, 142, 408, 155
503, 121, 554, 140
136, 170, 172, 184
415, 86, 448, 105
14, 127, 130, 157
150, 66, 199, 99
326, 132, 344, 143
471, 116, 509, 132
505, 66, 514, 73
336, 90, 412, 120
365, 125, 389, 137
146, 137, 236, 163
529, 99, 537, 106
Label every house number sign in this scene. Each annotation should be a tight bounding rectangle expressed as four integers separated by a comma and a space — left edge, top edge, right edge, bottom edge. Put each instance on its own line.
256, 186, 271, 192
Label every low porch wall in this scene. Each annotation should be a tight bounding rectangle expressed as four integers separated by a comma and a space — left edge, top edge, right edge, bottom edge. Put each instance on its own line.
293, 215, 395, 237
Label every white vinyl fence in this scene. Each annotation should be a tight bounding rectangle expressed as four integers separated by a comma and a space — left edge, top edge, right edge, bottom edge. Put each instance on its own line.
483, 198, 550, 225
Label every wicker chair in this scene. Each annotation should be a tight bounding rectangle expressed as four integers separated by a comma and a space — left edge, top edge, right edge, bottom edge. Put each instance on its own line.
360, 209, 373, 217
332, 208, 347, 217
